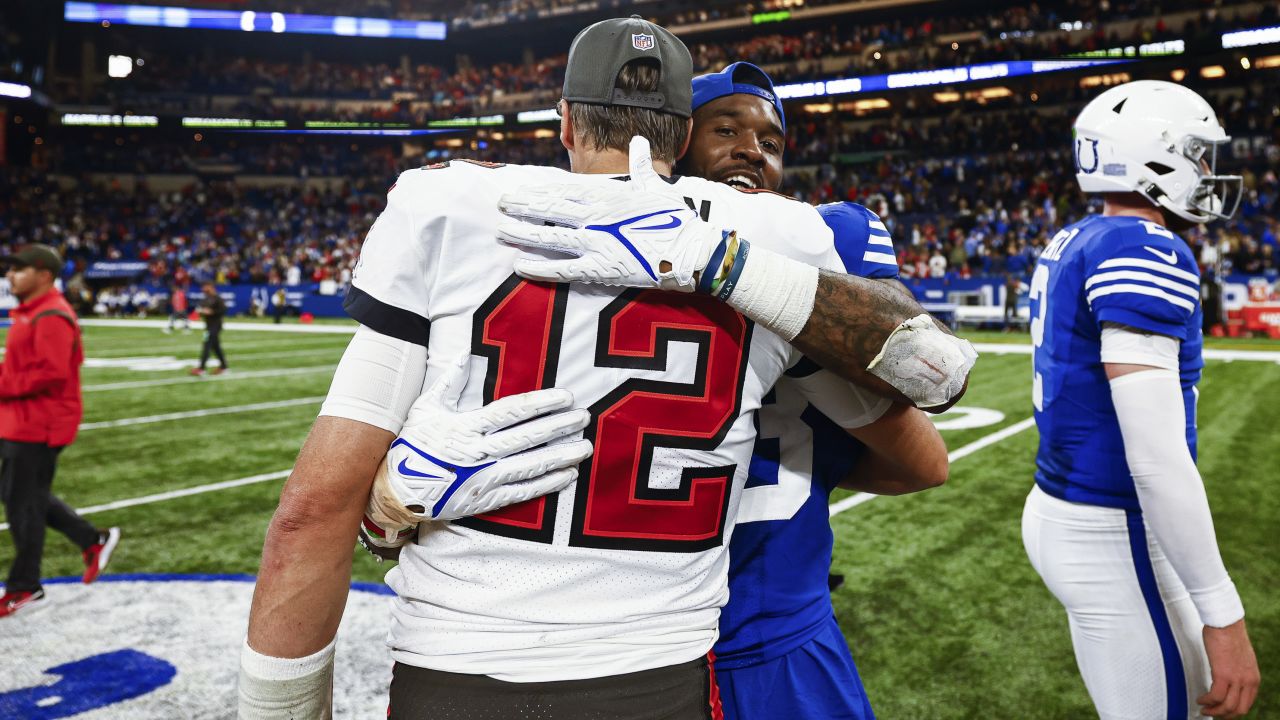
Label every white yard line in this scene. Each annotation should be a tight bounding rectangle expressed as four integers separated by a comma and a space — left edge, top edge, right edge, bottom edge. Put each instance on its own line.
0, 470, 293, 531
829, 416, 1038, 518
80, 319, 357, 334
971, 342, 1280, 363
79, 396, 325, 430
83, 365, 335, 392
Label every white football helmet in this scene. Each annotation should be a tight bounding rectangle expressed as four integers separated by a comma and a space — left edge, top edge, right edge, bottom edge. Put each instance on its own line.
1073, 80, 1242, 224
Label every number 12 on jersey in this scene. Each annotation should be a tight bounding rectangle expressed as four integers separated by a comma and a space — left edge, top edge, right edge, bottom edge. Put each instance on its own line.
455, 276, 752, 552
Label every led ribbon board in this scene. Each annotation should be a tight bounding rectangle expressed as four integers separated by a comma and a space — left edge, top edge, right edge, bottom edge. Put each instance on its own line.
63, 2, 446, 40
773, 58, 1131, 100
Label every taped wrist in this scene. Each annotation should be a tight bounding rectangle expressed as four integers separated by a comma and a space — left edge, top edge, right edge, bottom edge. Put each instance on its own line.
712, 241, 819, 342
238, 638, 335, 720
867, 315, 977, 408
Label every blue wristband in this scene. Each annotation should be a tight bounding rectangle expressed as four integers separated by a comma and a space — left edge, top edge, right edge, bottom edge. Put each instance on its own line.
715, 237, 751, 301
697, 231, 732, 295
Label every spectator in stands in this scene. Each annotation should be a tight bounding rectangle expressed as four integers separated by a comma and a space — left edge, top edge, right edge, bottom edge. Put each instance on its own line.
0, 244, 120, 619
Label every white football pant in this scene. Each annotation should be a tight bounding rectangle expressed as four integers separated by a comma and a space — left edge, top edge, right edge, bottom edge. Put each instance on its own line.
1022, 485, 1211, 720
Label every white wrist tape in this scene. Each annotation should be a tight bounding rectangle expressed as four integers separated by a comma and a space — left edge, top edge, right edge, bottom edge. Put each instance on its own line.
320, 325, 427, 434
238, 638, 335, 719
867, 315, 978, 408
722, 243, 819, 342
1109, 369, 1245, 628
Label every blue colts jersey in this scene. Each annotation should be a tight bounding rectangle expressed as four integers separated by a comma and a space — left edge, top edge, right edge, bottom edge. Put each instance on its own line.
715, 202, 897, 669
1030, 214, 1203, 511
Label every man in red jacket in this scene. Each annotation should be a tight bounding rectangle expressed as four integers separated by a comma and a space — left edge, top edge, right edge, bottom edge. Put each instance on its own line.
0, 244, 119, 618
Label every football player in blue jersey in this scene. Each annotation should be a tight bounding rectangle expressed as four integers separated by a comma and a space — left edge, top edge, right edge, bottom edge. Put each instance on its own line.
1022, 80, 1259, 719
680, 62, 950, 720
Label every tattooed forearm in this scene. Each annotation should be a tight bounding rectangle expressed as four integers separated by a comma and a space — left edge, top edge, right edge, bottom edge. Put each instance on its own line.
789, 270, 930, 401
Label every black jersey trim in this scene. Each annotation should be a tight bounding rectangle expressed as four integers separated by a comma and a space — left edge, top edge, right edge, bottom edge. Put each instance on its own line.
343, 285, 431, 347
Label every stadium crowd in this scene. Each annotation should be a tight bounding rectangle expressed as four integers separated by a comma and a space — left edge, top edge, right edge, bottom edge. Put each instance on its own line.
93, 1, 1273, 122
15, 104, 1277, 313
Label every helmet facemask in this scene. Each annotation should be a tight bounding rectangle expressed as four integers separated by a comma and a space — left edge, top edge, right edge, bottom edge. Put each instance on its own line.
1146, 133, 1243, 224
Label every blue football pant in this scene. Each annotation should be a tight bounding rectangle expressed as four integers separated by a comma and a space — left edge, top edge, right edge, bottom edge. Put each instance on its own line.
716, 615, 875, 720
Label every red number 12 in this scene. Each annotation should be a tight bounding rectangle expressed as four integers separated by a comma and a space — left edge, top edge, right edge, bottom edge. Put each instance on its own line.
455, 276, 751, 552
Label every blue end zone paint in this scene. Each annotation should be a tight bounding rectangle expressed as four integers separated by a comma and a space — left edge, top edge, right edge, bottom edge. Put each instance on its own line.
0, 649, 176, 719
1126, 510, 1187, 719
39, 572, 395, 596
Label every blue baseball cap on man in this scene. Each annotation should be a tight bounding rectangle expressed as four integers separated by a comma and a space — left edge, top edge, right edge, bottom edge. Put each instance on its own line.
690, 62, 786, 132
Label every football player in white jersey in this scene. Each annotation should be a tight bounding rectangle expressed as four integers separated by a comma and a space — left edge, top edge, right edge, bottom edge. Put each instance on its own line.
240, 16, 974, 720
1023, 81, 1259, 719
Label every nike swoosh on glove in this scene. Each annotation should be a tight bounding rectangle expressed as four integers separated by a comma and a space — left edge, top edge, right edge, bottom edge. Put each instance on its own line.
495, 136, 732, 292
361, 353, 593, 551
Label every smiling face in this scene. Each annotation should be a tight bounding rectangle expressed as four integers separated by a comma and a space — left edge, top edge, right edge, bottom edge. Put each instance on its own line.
682, 93, 785, 192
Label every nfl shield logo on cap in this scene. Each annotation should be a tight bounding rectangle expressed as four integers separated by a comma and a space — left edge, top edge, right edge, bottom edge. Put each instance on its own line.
632, 33, 655, 50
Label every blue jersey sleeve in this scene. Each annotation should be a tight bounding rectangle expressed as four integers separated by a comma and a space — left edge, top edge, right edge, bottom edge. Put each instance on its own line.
816, 202, 899, 279
1083, 220, 1200, 339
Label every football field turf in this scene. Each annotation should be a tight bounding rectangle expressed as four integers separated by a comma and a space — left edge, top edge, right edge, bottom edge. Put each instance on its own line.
1, 321, 1276, 718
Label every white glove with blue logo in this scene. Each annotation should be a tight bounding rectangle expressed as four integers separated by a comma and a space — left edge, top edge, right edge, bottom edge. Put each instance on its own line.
496, 136, 735, 293
361, 355, 592, 552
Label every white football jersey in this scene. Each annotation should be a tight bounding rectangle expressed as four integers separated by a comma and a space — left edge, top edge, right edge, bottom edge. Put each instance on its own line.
347, 159, 844, 682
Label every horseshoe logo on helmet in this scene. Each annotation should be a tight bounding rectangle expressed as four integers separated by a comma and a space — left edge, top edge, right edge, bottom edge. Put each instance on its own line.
1075, 138, 1100, 174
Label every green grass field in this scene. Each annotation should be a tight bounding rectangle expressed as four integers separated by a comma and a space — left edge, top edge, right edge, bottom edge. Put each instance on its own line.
1, 321, 1276, 718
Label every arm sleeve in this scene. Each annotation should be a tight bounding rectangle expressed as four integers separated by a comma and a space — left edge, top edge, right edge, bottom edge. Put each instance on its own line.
319, 325, 428, 435
817, 202, 900, 279
345, 173, 436, 347
786, 363, 892, 430
0, 316, 78, 400
1105, 332, 1244, 627
1085, 224, 1200, 339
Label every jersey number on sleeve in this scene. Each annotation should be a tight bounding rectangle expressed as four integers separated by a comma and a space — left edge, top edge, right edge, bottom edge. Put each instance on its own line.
456, 276, 750, 552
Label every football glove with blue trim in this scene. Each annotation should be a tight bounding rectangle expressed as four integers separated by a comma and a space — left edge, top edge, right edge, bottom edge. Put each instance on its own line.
496, 136, 733, 293
360, 355, 592, 554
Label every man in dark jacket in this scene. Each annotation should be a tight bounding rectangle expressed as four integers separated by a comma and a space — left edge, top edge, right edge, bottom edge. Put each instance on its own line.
191, 281, 228, 375
0, 244, 120, 618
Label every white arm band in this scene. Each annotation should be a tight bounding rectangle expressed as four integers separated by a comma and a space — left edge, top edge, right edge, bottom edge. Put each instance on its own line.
1106, 344, 1244, 628
319, 325, 428, 434
1100, 325, 1179, 370
724, 244, 819, 342
237, 638, 335, 719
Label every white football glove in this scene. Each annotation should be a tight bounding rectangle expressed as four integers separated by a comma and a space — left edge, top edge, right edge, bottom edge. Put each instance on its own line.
362, 355, 593, 545
496, 136, 734, 293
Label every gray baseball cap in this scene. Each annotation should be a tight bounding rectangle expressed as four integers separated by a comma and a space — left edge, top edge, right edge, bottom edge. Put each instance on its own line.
562, 15, 693, 118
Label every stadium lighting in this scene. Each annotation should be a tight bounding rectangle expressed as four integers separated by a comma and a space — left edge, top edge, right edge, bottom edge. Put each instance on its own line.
517, 108, 560, 124
1222, 25, 1280, 49
0, 81, 32, 99
63, 2, 447, 41
1256, 55, 1280, 69
773, 58, 1127, 101
62, 113, 158, 126
1200, 65, 1227, 79
108, 54, 133, 78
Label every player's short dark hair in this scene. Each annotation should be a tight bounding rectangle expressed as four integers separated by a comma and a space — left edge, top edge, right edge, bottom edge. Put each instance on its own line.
569, 59, 688, 165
